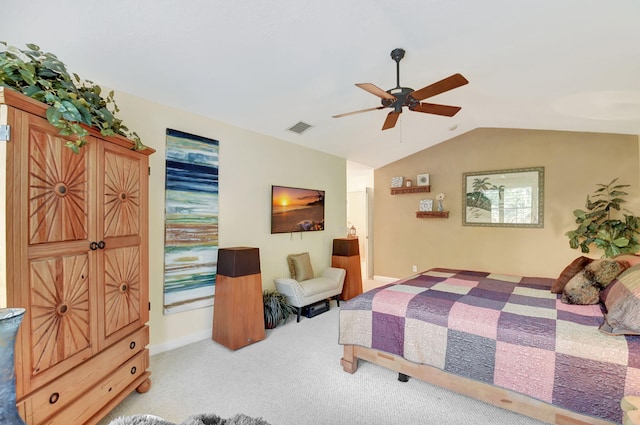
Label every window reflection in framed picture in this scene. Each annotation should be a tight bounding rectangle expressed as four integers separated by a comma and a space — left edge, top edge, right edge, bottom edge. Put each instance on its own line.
462, 167, 544, 228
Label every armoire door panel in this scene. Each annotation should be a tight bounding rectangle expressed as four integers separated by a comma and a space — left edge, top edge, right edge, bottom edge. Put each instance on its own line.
28, 121, 89, 245
100, 245, 143, 347
28, 253, 94, 379
103, 148, 141, 239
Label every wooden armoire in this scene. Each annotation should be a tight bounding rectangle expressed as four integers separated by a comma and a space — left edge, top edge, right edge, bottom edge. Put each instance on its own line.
0, 87, 154, 424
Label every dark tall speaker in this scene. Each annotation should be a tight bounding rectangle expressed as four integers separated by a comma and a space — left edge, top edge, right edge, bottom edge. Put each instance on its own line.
332, 238, 363, 301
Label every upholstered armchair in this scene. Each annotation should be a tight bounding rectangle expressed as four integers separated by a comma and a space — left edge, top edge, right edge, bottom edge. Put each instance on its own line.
274, 252, 346, 322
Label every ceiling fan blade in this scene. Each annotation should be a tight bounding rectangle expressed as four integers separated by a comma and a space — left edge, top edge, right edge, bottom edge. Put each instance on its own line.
410, 73, 469, 101
411, 102, 462, 117
382, 110, 401, 130
355, 83, 397, 100
332, 106, 385, 118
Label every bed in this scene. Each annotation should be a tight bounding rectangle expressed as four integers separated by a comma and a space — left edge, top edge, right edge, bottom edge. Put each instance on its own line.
338, 264, 640, 425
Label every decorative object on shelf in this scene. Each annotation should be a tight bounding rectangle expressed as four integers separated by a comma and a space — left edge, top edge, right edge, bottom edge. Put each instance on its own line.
417, 174, 430, 186
566, 178, 640, 257
0, 42, 144, 153
419, 199, 433, 212
405, 179, 412, 187
0, 308, 26, 425
391, 176, 404, 188
262, 289, 296, 329
463, 167, 544, 228
436, 192, 446, 212
348, 225, 357, 238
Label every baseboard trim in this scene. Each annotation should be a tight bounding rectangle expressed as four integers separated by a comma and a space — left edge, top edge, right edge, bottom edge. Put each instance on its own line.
148, 329, 211, 356
372, 275, 398, 283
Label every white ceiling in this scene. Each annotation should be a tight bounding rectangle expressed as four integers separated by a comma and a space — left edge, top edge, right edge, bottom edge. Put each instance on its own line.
4, 0, 640, 169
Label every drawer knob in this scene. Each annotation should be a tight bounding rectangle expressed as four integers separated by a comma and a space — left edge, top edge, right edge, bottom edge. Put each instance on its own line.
129, 341, 136, 350
49, 392, 59, 404
130, 366, 137, 375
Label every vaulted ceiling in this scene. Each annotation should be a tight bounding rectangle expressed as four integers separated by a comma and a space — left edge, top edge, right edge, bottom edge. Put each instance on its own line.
4, 1, 640, 168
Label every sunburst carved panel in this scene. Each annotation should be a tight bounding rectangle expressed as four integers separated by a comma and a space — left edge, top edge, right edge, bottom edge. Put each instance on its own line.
104, 151, 140, 238
104, 246, 141, 337
29, 127, 88, 245
29, 254, 91, 375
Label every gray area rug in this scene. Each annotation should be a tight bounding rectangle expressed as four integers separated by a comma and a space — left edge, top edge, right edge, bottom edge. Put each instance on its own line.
109, 413, 270, 425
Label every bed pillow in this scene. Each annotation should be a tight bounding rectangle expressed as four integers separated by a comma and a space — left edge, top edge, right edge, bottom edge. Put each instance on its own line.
599, 264, 640, 335
551, 256, 593, 293
287, 252, 314, 281
613, 254, 640, 267
561, 259, 630, 305
561, 270, 600, 305
583, 258, 630, 289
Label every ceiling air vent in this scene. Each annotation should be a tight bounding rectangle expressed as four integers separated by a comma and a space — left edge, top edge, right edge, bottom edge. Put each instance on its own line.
287, 121, 312, 134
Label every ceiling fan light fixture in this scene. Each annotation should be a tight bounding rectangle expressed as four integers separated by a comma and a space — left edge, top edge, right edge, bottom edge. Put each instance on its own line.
287, 121, 312, 134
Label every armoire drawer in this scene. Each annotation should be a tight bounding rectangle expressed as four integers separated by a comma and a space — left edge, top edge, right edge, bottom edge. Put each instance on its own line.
21, 326, 149, 425
41, 350, 149, 425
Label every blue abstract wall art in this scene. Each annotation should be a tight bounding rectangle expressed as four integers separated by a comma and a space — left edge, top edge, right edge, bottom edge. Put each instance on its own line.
163, 128, 219, 314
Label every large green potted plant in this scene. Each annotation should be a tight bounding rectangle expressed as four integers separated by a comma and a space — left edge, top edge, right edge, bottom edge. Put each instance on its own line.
263, 289, 296, 329
0, 42, 143, 152
566, 178, 640, 257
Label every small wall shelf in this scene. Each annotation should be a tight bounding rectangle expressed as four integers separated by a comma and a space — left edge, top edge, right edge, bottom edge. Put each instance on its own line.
416, 211, 449, 218
390, 186, 430, 195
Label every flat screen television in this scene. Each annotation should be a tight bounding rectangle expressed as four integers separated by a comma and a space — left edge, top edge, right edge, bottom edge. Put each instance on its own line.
271, 185, 325, 234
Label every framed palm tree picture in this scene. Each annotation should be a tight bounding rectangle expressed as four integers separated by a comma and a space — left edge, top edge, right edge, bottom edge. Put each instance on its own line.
462, 167, 544, 228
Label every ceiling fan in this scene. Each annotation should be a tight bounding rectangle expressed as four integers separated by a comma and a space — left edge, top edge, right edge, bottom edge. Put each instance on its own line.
333, 48, 469, 130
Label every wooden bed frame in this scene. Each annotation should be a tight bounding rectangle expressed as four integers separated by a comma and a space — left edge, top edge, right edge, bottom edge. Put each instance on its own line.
342, 344, 636, 425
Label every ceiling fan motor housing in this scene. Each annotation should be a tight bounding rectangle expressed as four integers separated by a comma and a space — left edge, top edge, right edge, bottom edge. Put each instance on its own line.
383, 87, 419, 109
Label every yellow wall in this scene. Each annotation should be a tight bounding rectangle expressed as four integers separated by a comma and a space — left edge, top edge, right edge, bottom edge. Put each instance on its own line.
112, 90, 347, 353
374, 128, 640, 280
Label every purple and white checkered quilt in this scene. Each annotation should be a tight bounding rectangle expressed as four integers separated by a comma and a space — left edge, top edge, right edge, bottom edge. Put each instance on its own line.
338, 268, 640, 423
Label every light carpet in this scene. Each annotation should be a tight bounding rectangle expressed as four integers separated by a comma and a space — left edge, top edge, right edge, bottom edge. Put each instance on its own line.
98, 304, 547, 425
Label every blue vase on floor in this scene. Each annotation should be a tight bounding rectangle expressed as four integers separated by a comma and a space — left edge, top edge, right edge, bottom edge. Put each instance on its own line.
0, 308, 26, 425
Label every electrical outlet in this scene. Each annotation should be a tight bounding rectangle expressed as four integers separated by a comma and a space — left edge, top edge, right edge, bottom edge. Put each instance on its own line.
412, 265, 418, 272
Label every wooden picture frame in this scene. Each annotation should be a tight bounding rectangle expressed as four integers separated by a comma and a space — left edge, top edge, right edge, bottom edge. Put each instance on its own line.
462, 167, 544, 228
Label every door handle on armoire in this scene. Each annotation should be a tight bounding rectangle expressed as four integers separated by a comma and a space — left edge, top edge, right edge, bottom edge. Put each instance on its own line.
89, 241, 106, 250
